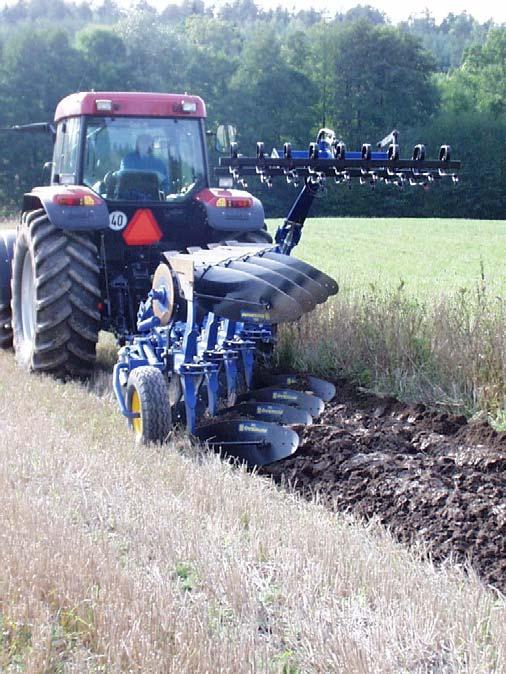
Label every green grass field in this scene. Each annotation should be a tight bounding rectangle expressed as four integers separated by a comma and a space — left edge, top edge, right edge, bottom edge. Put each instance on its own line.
4, 215, 505, 294
264, 217, 505, 422
268, 217, 506, 295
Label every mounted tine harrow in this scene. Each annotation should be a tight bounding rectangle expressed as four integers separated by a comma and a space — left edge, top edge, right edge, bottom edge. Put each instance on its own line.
0, 91, 459, 467
216, 128, 461, 255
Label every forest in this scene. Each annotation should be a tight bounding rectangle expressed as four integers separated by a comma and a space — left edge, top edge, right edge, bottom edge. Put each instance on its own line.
0, 0, 504, 218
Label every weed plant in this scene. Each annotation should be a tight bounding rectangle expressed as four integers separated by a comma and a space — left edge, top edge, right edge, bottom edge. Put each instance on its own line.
277, 280, 505, 425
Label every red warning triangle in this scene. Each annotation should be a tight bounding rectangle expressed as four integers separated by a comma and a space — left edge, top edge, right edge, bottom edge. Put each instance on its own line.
122, 209, 162, 246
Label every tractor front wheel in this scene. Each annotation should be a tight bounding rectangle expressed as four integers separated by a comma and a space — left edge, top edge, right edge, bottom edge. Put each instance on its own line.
11, 209, 101, 377
126, 366, 172, 444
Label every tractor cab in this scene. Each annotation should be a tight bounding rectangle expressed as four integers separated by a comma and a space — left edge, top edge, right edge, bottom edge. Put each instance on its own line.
45, 92, 265, 252
51, 92, 209, 204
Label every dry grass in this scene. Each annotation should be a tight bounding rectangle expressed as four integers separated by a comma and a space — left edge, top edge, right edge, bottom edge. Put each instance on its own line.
0, 350, 504, 672
278, 284, 506, 425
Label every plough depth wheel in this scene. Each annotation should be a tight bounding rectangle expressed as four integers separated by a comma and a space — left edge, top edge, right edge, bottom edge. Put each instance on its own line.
126, 366, 172, 444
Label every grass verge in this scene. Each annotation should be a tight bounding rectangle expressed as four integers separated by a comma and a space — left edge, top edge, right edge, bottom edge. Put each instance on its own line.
277, 282, 505, 427
266, 217, 505, 426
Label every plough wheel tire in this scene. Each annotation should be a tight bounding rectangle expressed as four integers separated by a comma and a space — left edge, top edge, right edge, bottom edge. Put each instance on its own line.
11, 209, 100, 377
126, 366, 172, 444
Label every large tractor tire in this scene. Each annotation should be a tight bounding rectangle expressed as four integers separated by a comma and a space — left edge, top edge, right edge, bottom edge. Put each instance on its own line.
126, 366, 172, 444
11, 209, 101, 377
0, 229, 16, 349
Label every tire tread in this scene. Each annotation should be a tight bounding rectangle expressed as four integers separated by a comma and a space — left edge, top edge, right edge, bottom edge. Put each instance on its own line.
12, 212, 101, 377
127, 366, 171, 444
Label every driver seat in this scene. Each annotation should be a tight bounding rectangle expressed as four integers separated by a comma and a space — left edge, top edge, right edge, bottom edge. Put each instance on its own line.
105, 170, 161, 201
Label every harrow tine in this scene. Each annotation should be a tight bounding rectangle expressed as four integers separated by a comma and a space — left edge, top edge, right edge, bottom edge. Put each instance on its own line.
239, 387, 325, 418
195, 419, 299, 466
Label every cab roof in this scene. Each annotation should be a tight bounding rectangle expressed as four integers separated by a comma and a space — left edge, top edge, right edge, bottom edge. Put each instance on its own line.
54, 91, 206, 122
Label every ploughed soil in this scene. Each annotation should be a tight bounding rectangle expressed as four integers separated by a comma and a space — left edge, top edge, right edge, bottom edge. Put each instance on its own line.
260, 379, 506, 593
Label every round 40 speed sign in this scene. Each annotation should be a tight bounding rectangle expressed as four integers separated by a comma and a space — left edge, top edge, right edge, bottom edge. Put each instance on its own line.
109, 211, 128, 231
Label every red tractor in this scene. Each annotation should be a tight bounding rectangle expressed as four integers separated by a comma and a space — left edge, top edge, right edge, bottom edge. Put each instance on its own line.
0, 92, 272, 378
0, 92, 459, 464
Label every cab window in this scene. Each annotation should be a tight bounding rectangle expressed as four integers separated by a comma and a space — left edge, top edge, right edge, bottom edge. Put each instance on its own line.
53, 117, 81, 184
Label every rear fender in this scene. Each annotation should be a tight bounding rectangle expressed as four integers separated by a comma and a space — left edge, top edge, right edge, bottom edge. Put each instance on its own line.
22, 185, 110, 231
0, 228, 17, 307
195, 188, 265, 233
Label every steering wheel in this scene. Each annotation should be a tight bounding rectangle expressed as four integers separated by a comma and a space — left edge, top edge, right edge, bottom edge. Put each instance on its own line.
103, 171, 118, 198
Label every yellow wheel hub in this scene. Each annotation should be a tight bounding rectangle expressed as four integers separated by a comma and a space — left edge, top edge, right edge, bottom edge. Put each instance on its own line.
131, 388, 143, 437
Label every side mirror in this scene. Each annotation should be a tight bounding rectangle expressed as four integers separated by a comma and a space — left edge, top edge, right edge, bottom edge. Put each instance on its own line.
43, 161, 54, 184
215, 124, 237, 154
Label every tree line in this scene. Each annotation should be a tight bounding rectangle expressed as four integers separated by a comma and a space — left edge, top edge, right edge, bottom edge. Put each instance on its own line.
0, 0, 504, 219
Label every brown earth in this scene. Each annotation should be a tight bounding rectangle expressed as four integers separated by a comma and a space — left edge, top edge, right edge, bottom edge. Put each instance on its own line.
260, 379, 506, 593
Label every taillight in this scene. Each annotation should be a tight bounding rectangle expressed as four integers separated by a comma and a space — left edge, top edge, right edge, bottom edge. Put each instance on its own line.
195, 189, 253, 209
215, 196, 252, 209
53, 190, 102, 207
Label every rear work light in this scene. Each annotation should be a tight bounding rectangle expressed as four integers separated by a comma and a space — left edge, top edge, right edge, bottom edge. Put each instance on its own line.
96, 99, 113, 112
181, 101, 197, 113
53, 190, 102, 207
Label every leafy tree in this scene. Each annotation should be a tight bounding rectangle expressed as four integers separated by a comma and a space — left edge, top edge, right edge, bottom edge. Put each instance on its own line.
116, 13, 189, 92
0, 1, 503, 219
327, 22, 439, 145
1, 1, 28, 23
75, 27, 129, 91
181, 15, 242, 120
400, 11, 493, 70
228, 27, 319, 148
439, 28, 506, 116
94, 0, 122, 24
344, 5, 386, 25
0, 29, 85, 205
217, 0, 262, 23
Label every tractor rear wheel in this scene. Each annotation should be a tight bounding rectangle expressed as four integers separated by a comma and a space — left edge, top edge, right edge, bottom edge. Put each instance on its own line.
0, 229, 16, 349
126, 366, 171, 444
11, 209, 101, 377
0, 304, 12, 348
